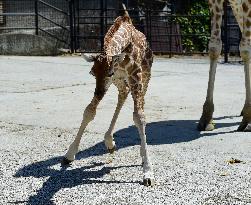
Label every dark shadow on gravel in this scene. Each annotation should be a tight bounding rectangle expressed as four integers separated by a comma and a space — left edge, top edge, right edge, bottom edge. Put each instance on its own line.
113, 119, 239, 148
14, 159, 140, 205
73, 118, 239, 160
13, 117, 239, 204
213, 115, 240, 121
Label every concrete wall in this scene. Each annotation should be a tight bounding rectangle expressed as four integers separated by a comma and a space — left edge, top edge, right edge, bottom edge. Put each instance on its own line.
0, 33, 59, 55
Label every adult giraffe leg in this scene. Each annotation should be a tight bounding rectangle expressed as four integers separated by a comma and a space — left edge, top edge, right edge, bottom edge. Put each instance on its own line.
62, 94, 105, 165
238, 0, 251, 131
198, 0, 224, 131
104, 83, 129, 153
228, 0, 245, 117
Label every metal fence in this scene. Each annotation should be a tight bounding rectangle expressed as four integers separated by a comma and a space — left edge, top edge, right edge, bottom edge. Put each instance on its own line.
0, 0, 241, 61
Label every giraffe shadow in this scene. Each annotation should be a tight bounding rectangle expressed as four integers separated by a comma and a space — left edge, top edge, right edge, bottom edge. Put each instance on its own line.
113, 117, 239, 148
13, 116, 239, 204
13, 158, 141, 205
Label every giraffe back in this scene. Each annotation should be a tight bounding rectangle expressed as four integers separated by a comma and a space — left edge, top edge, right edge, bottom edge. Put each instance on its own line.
104, 15, 149, 65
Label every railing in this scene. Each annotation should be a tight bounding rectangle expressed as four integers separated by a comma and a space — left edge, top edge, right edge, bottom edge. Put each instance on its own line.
74, 6, 210, 56
36, 0, 71, 50
0, 0, 241, 62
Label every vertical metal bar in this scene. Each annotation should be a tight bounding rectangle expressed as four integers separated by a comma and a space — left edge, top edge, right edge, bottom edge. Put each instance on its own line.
145, 8, 149, 46
149, 9, 152, 49
69, 0, 74, 53
104, 0, 107, 33
223, 0, 228, 63
169, 0, 174, 58
77, 0, 80, 50
35, 0, 38, 35
145, 9, 147, 38
72, 0, 76, 51
100, 0, 104, 52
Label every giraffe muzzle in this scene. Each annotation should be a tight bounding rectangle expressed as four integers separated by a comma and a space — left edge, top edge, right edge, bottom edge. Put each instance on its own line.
107, 67, 115, 77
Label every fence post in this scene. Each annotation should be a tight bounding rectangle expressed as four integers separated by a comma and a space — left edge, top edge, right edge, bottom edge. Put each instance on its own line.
72, 0, 76, 51
104, 0, 107, 33
145, 8, 151, 49
75, 0, 80, 51
149, 9, 152, 50
35, 0, 38, 35
169, 0, 174, 58
69, 0, 74, 53
100, 0, 104, 52
223, 0, 228, 63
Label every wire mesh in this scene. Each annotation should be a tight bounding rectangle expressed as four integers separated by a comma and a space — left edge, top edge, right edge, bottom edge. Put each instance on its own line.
0, 0, 242, 58
0, 0, 35, 34
37, 0, 70, 48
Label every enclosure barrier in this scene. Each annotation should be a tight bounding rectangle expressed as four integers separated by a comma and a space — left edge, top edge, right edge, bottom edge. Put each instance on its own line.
0, 0, 240, 62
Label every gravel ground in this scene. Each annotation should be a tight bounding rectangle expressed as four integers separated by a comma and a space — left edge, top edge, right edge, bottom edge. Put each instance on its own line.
0, 56, 250, 205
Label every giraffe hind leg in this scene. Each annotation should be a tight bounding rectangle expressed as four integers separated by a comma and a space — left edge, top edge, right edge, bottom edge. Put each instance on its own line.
129, 71, 154, 186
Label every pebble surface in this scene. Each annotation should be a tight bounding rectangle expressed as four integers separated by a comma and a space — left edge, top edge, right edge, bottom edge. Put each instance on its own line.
0, 56, 250, 205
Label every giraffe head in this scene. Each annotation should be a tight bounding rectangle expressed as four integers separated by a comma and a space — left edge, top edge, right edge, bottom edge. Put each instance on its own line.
82, 53, 112, 99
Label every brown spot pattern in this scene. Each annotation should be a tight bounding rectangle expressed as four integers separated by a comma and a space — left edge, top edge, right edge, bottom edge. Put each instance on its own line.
245, 31, 251, 37
104, 16, 131, 52
246, 20, 251, 28
216, 14, 221, 21
242, 3, 248, 13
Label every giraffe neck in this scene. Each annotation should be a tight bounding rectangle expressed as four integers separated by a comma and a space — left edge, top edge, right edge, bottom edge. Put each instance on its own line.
105, 22, 132, 57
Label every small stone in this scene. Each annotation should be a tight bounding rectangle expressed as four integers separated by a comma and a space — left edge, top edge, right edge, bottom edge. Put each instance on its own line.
227, 158, 243, 164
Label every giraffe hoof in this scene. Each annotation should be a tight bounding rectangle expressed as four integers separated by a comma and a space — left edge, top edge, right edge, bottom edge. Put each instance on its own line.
108, 145, 116, 154
205, 123, 215, 131
61, 157, 73, 166
237, 122, 251, 132
143, 178, 155, 187
197, 121, 215, 131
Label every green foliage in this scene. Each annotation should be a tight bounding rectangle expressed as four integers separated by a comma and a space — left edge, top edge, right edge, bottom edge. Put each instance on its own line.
176, 1, 210, 52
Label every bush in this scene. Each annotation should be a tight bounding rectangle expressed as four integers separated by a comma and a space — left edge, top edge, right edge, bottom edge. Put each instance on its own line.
176, 1, 210, 52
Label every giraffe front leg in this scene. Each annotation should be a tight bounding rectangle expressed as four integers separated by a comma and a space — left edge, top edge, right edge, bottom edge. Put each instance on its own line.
61, 95, 104, 165
198, 0, 223, 131
104, 87, 129, 153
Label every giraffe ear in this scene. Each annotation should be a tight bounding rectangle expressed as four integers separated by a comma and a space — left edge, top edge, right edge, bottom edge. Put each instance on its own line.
81, 53, 96, 62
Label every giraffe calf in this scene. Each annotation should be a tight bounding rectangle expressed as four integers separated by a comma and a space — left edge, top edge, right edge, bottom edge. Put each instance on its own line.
61, 50, 154, 186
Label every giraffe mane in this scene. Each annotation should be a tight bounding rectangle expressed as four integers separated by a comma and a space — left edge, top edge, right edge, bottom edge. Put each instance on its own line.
104, 15, 131, 52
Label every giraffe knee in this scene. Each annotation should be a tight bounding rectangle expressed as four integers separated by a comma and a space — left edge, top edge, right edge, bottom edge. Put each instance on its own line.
94, 89, 105, 101
133, 111, 146, 128
208, 39, 222, 59
83, 104, 96, 122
